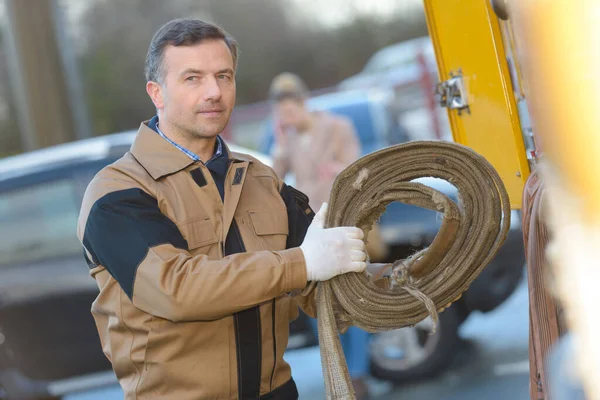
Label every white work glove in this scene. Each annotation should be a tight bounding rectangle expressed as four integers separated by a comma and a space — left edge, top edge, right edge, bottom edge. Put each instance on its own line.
300, 203, 367, 282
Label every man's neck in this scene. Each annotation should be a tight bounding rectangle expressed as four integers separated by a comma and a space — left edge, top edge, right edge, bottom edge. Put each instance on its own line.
158, 118, 217, 162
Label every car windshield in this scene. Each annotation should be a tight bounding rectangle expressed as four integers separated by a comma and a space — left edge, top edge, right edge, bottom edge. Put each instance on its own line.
364, 51, 408, 73
363, 38, 432, 74
0, 179, 82, 266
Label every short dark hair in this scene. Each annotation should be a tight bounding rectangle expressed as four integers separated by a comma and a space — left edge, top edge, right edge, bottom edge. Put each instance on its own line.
145, 18, 238, 83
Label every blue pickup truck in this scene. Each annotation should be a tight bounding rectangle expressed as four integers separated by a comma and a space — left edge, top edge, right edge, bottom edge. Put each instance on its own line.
259, 88, 526, 383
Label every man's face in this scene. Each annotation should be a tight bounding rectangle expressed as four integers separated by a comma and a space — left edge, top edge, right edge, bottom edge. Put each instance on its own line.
275, 99, 307, 131
148, 39, 236, 139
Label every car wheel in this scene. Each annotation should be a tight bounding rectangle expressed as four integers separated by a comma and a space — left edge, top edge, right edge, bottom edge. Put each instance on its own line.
369, 304, 461, 383
462, 230, 525, 313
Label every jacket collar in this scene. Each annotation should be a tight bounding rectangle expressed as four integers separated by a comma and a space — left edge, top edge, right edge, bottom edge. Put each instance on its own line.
130, 121, 194, 180
130, 119, 248, 180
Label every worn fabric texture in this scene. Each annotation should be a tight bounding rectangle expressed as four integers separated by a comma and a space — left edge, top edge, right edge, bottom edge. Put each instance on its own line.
522, 169, 567, 400
309, 141, 511, 399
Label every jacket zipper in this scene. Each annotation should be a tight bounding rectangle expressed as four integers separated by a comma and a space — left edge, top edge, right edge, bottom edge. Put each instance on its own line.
220, 161, 233, 258
270, 298, 277, 390
231, 221, 246, 252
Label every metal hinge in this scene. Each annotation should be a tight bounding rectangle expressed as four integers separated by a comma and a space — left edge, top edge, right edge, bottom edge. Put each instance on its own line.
435, 69, 470, 115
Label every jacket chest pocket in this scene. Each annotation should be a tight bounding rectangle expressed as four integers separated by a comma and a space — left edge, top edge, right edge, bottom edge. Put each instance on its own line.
248, 209, 289, 251
177, 217, 219, 255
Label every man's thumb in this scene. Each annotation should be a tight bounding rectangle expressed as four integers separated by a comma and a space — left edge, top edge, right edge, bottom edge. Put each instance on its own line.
312, 203, 328, 229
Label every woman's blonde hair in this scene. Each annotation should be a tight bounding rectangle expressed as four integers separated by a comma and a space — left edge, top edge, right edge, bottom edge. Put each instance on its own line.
268, 72, 309, 102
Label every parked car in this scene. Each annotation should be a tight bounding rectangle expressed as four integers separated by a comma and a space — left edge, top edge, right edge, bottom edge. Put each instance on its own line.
339, 36, 453, 142
258, 87, 526, 383
0, 133, 271, 400
338, 36, 436, 93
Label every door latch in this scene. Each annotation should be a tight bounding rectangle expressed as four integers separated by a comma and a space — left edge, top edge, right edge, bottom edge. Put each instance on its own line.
435, 70, 470, 115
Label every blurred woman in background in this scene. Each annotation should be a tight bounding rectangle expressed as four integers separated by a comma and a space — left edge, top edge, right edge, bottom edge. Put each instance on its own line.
269, 72, 385, 399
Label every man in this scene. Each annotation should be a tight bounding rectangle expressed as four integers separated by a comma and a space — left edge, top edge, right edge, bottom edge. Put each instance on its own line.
77, 19, 367, 400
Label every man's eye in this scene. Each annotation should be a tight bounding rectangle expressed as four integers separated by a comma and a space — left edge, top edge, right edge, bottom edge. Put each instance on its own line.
186, 76, 199, 82
218, 75, 231, 81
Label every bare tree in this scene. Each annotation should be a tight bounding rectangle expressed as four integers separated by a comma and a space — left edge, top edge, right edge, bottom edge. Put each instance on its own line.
75, 0, 426, 136
0, 30, 23, 156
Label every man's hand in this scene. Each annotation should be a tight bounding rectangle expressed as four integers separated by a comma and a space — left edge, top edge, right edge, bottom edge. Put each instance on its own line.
300, 203, 367, 282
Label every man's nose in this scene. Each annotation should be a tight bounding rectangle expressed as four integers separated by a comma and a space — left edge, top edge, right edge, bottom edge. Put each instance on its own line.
203, 76, 222, 102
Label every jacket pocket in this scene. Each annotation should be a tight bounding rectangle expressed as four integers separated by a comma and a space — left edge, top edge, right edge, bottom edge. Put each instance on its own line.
177, 217, 218, 252
248, 210, 288, 251
140, 316, 165, 395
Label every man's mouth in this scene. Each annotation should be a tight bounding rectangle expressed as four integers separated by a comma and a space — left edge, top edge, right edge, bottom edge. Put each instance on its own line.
198, 109, 224, 117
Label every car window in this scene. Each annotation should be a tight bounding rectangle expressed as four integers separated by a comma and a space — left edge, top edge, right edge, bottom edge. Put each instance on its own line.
364, 47, 412, 73
363, 39, 433, 74
0, 179, 81, 266
363, 50, 393, 73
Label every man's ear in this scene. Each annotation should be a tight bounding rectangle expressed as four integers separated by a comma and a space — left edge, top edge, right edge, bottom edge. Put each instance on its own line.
146, 81, 164, 109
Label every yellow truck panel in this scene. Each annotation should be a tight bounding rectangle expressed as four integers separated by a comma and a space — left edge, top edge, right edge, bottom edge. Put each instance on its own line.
424, 0, 530, 208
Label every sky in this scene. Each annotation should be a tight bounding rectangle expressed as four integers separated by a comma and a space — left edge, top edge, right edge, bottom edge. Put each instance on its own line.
0, 0, 424, 31
59, 0, 424, 30
291, 0, 423, 27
